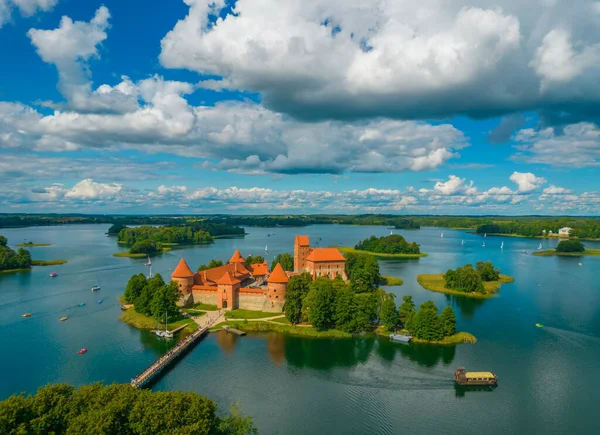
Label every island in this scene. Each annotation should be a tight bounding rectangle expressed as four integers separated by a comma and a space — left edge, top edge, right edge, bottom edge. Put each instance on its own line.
333, 234, 428, 259
0, 235, 32, 274
15, 241, 52, 247
31, 259, 68, 266
417, 261, 514, 299
534, 240, 600, 257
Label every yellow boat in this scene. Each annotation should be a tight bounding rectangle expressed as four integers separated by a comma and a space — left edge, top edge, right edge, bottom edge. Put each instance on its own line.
59, 316, 68, 321
22, 313, 31, 318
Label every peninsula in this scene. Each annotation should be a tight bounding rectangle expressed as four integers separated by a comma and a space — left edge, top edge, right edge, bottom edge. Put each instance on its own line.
15, 242, 52, 247
533, 240, 600, 257
417, 261, 514, 299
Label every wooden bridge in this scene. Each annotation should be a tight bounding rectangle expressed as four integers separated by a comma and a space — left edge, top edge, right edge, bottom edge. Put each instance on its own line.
130, 314, 221, 389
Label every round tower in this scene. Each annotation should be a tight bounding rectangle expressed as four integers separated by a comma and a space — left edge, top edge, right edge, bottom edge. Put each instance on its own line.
171, 257, 194, 294
267, 263, 289, 302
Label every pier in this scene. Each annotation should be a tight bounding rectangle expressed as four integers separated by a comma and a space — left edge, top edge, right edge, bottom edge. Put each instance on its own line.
223, 325, 246, 336
130, 314, 222, 389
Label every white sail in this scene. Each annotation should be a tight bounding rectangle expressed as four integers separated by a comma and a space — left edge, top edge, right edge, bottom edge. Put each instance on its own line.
484, 233, 487, 238
537, 243, 542, 250
440, 232, 444, 238
461, 240, 464, 246
501, 242, 504, 249
482, 241, 486, 247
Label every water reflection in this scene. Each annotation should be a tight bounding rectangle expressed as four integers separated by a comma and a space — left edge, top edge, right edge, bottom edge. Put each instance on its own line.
445, 294, 487, 319
138, 329, 180, 357
216, 330, 239, 355
284, 335, 375, 370
454, 384, 497, 398
376, 336, 456, 368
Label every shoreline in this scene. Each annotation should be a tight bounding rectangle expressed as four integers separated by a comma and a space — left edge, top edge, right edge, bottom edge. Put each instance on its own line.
375, 327, 477, 345
15, 243, 52, 247
31, 259, 68, 266
333, 246, 428, 259
119, 306, 198, 333
0, 268, 31, 275
417, 273, 514, 299
380, 275, 403, 286
533, 249, 600, 257
113, 247, 172, 258
211, 320, 353, 339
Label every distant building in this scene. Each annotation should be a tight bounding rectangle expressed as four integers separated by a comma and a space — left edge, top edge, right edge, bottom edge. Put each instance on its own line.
294, 235, 348, 281
558, 227, 572, 237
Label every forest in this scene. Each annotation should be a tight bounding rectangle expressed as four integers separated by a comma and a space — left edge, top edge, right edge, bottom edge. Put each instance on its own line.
117, 226, 214, 246
123, 273, 181, 321
475, 218, 600, 239
0, 383, 256, 435
0, 235, 32, 272
444, 261, 501, 294
354, 234, 421, 254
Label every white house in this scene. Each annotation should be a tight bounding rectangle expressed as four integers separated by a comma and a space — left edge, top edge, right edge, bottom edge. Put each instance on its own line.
558, 227, 572, 237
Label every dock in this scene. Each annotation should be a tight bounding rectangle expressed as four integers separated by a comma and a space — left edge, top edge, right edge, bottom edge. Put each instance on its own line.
223, 325, 246, 336
130, 316, 220, 389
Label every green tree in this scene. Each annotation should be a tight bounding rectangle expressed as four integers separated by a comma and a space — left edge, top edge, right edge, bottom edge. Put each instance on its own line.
107, 224, 127, 235
284, 273, 312, 324
151, 281, 181, 321
334, 286, 359, 332
420, 300, 438, 312
405, 310, 417, 332
124, 273, 147, 304
440, 306, 457, 337
0, 235, 7, 246
218, 403, 258, 435
414, 308, 444, 341
271, 253, 293, 271
556, 240, 585, 252
476, 261, 500, 281
355, 234, 421, 254
444, 264, 485, 293
354, 292, 379, 331
380, 293, 399, 332
398, 295, 416, 325
344, 252, 380, 292
245, 255, 265, 265
198, 259, 224, 271
304, 277, 336, 331
129, 240, 160, 255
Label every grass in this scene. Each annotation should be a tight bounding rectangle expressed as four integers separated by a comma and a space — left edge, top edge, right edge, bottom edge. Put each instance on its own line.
113, 248, 172, 258
225, 309, 281, 320
120, 308, 198, 332
0, 268, 31, 274
375, 327, 477, 345
380, 275, 403, 286
190, 303, 218, 311
31, 259, 68, 266
212, 321, 352, 338
333, 246, 428, 259
269, 317, 292, 325
417, 273, 514, 299
15, 243, 51, 247
181, 309, 207, 317
533, 249, 600, 257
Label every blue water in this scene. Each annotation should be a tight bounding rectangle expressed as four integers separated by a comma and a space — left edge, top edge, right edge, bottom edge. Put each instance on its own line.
1, 224, 599, 434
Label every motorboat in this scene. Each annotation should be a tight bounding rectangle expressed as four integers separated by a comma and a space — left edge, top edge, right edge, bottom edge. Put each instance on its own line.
91, 278, 101, 292
78, 303, 86, 307
59, 316, 68, 321
78, 348, 88, 355
454, 367, 497, 386
390, 333, 412, 343
97, 299, 103, 304
536, 323, 543, 328
49, 272, 58, 277
22, 313, 31, 318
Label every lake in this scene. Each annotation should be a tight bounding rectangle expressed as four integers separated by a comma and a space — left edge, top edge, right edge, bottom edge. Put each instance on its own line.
1, 224, 599, 434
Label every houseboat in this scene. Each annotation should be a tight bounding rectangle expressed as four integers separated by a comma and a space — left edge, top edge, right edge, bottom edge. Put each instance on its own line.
454, 367, 497, 386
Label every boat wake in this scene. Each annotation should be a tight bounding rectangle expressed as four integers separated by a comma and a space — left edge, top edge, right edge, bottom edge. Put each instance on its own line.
542, 327, 600, 347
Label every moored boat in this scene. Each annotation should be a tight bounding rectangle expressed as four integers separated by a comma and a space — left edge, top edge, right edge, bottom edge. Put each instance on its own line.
22, 313, 31, 318
78, 348, 88, 355
59, 316, 68, 321
389, 333, 412, 343
454, 367, 497, 386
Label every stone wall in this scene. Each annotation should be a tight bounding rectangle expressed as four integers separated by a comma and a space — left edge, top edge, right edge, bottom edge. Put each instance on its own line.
192, 292, 218, 306
176, 292, 193, 307
238, 294, 268, 311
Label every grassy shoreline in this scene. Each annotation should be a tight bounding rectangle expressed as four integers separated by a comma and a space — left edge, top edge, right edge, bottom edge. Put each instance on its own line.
225, 309, 282, 320
375, 327, 477, 345
417, 273, 514, 299
113, 248, 172, 258
0, 268, 31, 274
380, 275, 403, 286
333, 246, 428, 259
533, 249, 600, 257
15, 243, 52, 247
212, 321, 353, 338
31, 259, 68, 266
119, 307, 198, 332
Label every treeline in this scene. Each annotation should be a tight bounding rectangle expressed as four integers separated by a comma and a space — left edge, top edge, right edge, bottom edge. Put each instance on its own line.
271, 253, 293, 271
0, 383, 256, 435
118, 226, 213, 246
355, 234, 421, 255
444, 261, 500, 294
402, 299, 457, 341
476, 218, 600, 239
556, 240, 585, 252
0, 235, 32, 272
124, 273, 180, 321
218, 214, 421, 229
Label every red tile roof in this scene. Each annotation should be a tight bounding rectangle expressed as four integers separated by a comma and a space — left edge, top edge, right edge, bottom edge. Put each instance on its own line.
229, 249, 245, 263
195, 263, 251, 286
172, 258, 195, 278
251, 262, 269, 276
295, 235, 310, 247
268, 263, 289, 283
218, 272, 240, 285
306, 248, 345, 262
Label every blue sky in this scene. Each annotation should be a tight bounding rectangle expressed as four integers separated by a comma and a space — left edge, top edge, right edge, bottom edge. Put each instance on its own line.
0, 0, 599, 215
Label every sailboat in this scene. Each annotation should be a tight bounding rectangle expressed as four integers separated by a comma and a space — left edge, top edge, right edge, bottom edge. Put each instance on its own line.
91, 278, 101, 292
145, 255, 151, 267
461, 240, 464, 246
440, 232, 444, 238
537, 243, 543, 251
484, 233, 487, 238
500, 241, 504, 249
156, 312, 173, 338
265, 245, 268, 253
482, 241, 486, 248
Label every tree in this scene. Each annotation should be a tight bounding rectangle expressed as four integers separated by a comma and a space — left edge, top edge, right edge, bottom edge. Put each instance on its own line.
354, 292, 379, 331
476, 261, 500, 281
334, 286, 359, 332
284, 273, 312, 324
354, 234, 421, 254
344, 252, 380, 292
150, 281, 181, 321
245, 255, 264, 265
556, 240, 585, 252
198, 259, 223, 271
440, 306, 457, 337
405, 310, 417, 332
420, 300, 438, 312
0, 235, 6, 246
444, 264, 485, 293
380, 293, 399, 331
271, 253, 293, 271
414, 308, 444, 341
129, 240, 160, 255
107, 224, 127, 235
124, 273, 147, 304
304, 277, 336, 331
398, 295, 416, 325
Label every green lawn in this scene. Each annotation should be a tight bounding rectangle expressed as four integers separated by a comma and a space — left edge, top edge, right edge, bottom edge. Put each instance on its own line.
113, 248, 171, 258
225, 309, 280, 319
213, 321, 352, 338
267, 316, 291, 325
181, 309, 207, 317
120, 308, 198, 332
333, 246, 428, 259
417, 274, 514, 299
375, 327, 477, 345
380, 275, 403, 286
15, 243, 52, 247
31, 259, 68, 266
0, 268, 31, 275
533, 249, 600, 257
189, 303, 218, 311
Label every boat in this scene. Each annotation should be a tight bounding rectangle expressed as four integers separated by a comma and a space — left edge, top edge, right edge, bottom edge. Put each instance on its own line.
59, 316, 67, 321
578, 263, 583, 266
145, 255, 151, 267
156, 311, 173, 338
49, 272, 58, 277
97, 299, 103, 304
78, 348, 88, 355
389, 333, 412, 343
484, 233, 487, 238
22, 313, 31, 318
537, 243, 542, 251
78, 303, 86, 307
536, 323, 543, 328
461, 240, 464, 246
265, 245, 268, 253
440, 232, 444, 238
482, 241, 486, 247
500, 241, 504, 249
454, 367, 497, 386
91, 277, 101, 292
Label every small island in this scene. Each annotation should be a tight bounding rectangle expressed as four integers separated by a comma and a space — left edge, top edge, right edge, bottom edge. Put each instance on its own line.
0, 235, 32, 274
31, 259, 68, 266
417, 261, 514, 299
534, 240, 600, 257
334, 234, 427, 259
379, 276, 403, 286
15, 241, 52, 247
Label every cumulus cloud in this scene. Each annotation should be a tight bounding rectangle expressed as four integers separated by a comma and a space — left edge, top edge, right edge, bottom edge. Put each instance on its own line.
433, 175, 477, 195
509, 171, 546, 192
64, 179, 122, 199
159, 0, 600, 124
0, 0, 56, 27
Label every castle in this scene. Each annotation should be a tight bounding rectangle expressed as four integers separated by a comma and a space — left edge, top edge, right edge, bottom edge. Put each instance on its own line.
172, 235, 347, 312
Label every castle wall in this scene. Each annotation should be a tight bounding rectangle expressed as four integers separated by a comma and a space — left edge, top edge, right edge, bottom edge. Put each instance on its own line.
192, 292, 218, 306
239, 293, 270, 311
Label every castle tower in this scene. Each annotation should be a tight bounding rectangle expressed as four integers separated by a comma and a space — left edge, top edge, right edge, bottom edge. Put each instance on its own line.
229, 249, 245, 264
171, 258, 194, 294
267, 263, 289, 302
217, 271, 240, 310
294, 235, 310, 272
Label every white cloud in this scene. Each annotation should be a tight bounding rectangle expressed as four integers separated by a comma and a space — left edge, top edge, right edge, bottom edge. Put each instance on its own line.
159, 0, 600, 124
64, 179, 122, 199
542, 185, 572, 195
433, 175, 477, 195
509, 171, 546, 192
0, 0, 57, 27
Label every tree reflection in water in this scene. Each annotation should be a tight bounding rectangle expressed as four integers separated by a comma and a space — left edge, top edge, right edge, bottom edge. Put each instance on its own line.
216, 330, 238, 356
445, 294, 487, 319
376, 336, 456, 368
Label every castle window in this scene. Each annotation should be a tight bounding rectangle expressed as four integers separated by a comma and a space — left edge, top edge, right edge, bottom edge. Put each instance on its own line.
273, 289, 276, 292
276, 296, 278, 299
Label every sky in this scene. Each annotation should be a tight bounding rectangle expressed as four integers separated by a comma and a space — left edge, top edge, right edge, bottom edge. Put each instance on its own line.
0, 0, 599, 215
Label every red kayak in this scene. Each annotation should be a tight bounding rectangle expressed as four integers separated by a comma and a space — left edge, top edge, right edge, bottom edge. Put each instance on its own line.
78, 348, 88, 355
